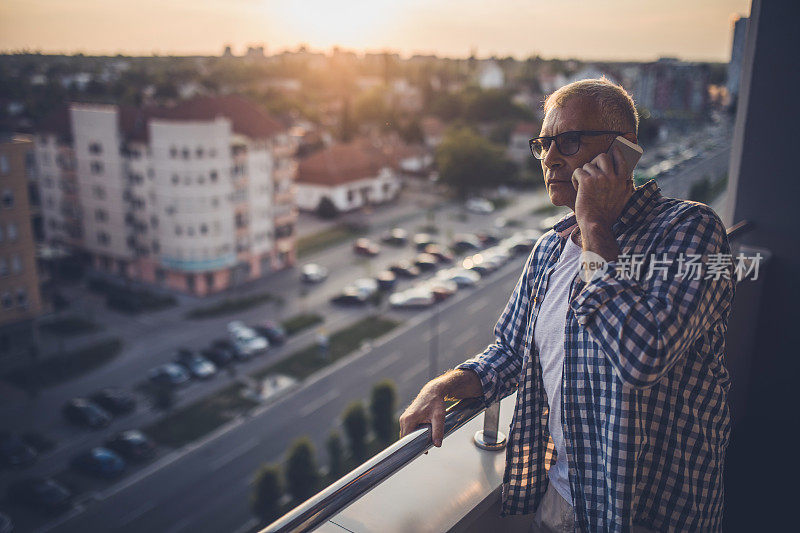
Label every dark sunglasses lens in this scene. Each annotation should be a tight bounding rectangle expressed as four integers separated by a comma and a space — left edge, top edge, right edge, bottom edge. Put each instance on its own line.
558, 132, 581, 155
531, 139, 549, 159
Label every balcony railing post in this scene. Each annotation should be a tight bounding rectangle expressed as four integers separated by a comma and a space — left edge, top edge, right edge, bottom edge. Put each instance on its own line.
473, 400, 507, 451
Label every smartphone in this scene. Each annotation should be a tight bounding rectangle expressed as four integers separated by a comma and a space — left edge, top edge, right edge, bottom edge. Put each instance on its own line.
608, 136, 643, 175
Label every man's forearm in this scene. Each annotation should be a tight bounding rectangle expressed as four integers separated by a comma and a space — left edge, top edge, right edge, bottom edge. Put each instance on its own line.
427, 369, 483, 400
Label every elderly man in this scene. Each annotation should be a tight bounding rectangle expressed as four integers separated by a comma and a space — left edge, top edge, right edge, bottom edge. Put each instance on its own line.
400, 78, 734, 532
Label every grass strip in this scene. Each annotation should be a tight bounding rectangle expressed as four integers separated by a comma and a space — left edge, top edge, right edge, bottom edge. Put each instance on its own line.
281, 313, 323, 336
3, 338, 123, 389
254, 315, 400, 381
186, 292, 283, 319
144, 383, 259, 448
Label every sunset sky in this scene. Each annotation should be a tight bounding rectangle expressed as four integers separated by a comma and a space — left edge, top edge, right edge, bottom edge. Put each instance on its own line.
0, 0, 751, 62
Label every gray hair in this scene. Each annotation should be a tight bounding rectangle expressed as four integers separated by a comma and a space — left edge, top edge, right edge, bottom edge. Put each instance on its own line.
543, 77, 639, 135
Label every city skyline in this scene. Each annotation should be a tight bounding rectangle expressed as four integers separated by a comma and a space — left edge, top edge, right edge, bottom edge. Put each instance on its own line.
1, 0, 750, 62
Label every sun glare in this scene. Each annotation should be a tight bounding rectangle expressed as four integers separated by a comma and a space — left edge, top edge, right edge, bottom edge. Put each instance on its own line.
276, 1, 399, 49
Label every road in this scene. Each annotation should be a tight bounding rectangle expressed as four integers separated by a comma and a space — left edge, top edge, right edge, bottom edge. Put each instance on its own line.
40, 249, 523, 533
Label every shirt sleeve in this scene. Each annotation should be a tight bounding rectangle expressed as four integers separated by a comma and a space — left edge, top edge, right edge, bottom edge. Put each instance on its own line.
570, 206, 735, 389
456, 243, 538, 406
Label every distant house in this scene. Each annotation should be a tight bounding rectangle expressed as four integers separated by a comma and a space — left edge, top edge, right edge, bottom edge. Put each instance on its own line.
420, 117, 446, 148
507, 122, 540, 164
295, 142, 401, 213
478, 61, 505, 90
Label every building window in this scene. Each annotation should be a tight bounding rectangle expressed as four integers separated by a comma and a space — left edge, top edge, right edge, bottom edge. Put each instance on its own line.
2, 292, 11, 309
150, 215, 159, 228
182, 147, 190, 160
200, 223, 208, 235
170, 146, 177, 158
0, 155, 9, 175
11, 255, 21, 274
196, 147, 204, 158
0, 225, 3, 241
210, 170, 218, 182
94, 209, 108, 222
347, 189, 355, 202
0, 258, 7, 276
172, 174, 179, 185
16, 288, 27, 308
89, 142, 103, 155
7, 223, 17, 241
152, 240, 160, 253
97, 232, 110, 245
2, 189, 14, 208
92, 185, 106, 199
90, 161, 103, 175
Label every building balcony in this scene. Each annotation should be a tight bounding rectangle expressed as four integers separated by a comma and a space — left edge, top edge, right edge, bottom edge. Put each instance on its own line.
261, 221, 764, 533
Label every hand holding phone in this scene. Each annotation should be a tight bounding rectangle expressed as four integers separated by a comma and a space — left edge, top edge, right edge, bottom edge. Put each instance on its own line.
607, 135, 643, 176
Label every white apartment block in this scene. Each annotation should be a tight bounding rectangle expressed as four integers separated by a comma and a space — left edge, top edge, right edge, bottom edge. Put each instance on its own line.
34, 96, 298, 296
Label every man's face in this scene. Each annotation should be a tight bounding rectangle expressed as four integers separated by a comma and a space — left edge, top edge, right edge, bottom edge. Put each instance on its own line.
539, 97, 616, 211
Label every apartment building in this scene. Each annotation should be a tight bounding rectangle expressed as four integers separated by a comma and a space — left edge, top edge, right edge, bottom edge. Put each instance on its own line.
0, 135, 44, 372
34, 96, 298, 296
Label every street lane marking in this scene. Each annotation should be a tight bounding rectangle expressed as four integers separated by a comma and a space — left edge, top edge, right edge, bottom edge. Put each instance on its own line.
300, 388, 340, 417
366, 351, 401, 376
399, 360, 428, 383
209, 437, 260, 471
467, 299, 487, 315
119, 501, 156, 527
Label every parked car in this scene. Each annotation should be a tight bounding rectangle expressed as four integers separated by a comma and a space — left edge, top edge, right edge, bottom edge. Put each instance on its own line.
413, 253, 439, 272
147, 363, 190, 388
230, 330, 269, 357
353, 238, 380, 256
423, 244, 454, 264
252, 321, 287, 346
0, 432, 37, 467
380, 227, 408, 246
89, 388, 136, 416
462, 253, 498, 276
476, 231, 501, 247
62, 398, 112, 429
175, 350, 217, 379
451, 233, 482, 253
420, 278, 458, 301
300, 263, 329, 283
389, 288, 435, 309
413, 233, 437, 251
436, 267, 481, 287
71, 447, 125, 478
7, 477, 72, 514
352, 278, 379, 298
105, 430, 156, 462
375, 270, 397, 291
330, 287, 368, 306
210, 338, 249, 361
466, 198, 494, 214
388, 261, 420, 278
201, 345, 235, 367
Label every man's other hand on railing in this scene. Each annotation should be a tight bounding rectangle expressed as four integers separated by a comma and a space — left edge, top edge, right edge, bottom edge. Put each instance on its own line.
399, 369, 484, 447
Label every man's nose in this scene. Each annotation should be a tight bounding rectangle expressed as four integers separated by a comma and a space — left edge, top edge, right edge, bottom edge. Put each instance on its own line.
542, 144, 562, 170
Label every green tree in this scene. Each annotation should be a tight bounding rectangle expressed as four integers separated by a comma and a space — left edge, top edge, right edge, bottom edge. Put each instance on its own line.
436, 127, 511, 197
326, 431, 345, 479
370, 380, 398, 445
342, 401, 369, 461
251, 464, 283, 523
285, 437, 320, 502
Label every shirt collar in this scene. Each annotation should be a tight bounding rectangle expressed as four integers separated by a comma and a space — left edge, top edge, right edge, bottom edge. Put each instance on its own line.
551, 179, 662, 239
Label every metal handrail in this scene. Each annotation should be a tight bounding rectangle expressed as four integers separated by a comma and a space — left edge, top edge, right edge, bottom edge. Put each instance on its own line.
726, 220, 753, 242
261, 394, 509, 533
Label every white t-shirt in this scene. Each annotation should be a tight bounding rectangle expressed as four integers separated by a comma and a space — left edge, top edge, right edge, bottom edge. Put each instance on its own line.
533, 230, 582, 505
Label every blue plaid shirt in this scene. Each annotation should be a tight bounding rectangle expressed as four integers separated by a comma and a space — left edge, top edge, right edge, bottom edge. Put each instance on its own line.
457, 180, 734, 532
